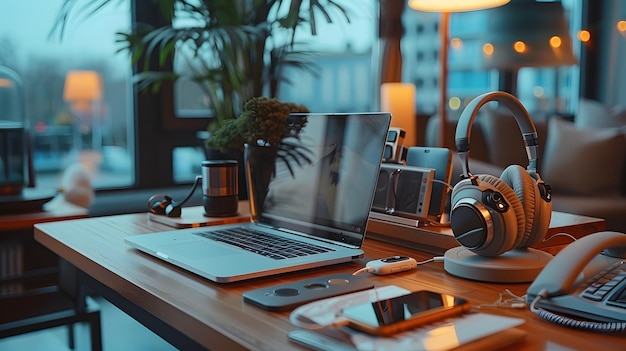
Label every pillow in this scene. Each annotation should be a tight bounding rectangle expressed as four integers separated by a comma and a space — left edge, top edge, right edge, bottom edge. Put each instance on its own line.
576, 98, 626, 129
480, 108, 534, 168
541, 118, 626, 195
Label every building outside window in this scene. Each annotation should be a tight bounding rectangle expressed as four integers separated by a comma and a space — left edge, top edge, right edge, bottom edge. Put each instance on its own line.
402, 0, 581, 117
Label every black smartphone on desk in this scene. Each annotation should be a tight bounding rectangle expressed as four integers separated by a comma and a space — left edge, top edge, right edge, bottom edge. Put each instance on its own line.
341, 290, 470, 336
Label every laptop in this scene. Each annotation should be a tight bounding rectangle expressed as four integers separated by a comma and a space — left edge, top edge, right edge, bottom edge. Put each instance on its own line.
125, 112, 391, 283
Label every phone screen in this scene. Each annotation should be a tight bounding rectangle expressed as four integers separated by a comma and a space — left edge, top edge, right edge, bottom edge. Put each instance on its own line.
342, 290, 468, 329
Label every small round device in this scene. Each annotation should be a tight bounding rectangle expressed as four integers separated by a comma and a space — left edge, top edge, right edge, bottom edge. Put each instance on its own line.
366, 256, 418, 275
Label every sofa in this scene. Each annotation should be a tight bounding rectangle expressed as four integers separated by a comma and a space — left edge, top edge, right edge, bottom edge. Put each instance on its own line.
424, 99, 626, 233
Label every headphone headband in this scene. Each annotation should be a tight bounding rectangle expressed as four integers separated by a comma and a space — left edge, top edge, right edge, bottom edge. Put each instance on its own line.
455, 91, 540, 178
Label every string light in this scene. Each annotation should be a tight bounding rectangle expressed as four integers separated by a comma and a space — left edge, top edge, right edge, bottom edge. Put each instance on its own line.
482, 42, 495, 56
578, 30, 591, 42
513, 41, 527, 53
549, 36, 562, 48
450, 37, 463, 49
576, 21, 625, 44
448, 96, 461, 110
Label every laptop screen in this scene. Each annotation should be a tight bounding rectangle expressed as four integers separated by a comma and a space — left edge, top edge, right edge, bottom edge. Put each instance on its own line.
249, 113, 391, 247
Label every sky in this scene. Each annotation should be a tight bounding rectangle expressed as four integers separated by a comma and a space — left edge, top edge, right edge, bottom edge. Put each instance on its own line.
1, 0, 131, 77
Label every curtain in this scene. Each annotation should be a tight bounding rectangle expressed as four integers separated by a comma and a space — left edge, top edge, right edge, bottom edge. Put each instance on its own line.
378, 0, 405, 84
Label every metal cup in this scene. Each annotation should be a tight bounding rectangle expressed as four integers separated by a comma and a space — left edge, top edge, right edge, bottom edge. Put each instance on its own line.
201, 160, 238, 217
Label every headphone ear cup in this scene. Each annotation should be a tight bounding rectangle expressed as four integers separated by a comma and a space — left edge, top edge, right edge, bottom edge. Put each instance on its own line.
450, 174, 524, 256
148, 194, 172, 216
478, 174, 526, 251
165, 203, 182, 217
500, 165, 552, 248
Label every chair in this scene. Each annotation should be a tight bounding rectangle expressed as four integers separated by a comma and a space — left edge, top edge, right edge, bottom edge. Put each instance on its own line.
1, 64, 101, 349
0, 258, 102, 350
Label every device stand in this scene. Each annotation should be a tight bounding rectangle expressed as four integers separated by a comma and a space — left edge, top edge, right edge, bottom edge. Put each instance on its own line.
443, 246, 553, 283
368, 211, 422, 227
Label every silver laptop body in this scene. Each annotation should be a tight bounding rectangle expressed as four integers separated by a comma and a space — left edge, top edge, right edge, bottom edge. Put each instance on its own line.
125, 112, 391, 283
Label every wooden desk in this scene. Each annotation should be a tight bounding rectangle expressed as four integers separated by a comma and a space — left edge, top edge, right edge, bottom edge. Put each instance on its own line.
34, 209, 622, 351
368, 211, 606, 255
1, 195, 88, 290
0, 195, 88, 231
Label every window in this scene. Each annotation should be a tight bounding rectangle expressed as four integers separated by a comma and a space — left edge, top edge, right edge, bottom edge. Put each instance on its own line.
2, 1, 589, 195
170, 1, 378, 182
0, 1, 133, 190
170, 0, 377, 118
1, 1, 380, 191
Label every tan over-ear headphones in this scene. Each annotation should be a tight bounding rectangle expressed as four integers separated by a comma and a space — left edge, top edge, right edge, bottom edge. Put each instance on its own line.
450, 91, 552, 257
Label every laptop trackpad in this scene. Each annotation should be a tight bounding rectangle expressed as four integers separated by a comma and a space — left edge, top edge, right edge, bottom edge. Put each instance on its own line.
159, 241, 238, 259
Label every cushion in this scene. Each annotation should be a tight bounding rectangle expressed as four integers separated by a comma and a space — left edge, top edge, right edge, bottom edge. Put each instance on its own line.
480, 108, 547, 169
541, 118, 626, 195
424, 114, 489, 163
576, 98, 626, 129
550, 193, 626, 232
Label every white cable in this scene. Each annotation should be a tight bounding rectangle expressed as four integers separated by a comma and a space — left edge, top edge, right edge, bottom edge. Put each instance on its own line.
432, 179, 454, 190
352, 267, 375, 276
477, 289, 527, 309
290, 314, 350, 330
416, 256, 445, 265
542, 232, 577, 244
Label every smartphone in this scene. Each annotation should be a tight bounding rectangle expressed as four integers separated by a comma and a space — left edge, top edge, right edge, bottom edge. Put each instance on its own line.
341, 290, 470, 336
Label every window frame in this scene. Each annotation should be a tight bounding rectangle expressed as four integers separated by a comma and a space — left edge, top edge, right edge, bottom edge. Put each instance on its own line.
130, 0, 598, 190
131, 0, 210, 189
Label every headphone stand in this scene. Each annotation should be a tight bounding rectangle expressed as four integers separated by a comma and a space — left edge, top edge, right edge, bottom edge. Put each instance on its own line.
443, 246, 553, 283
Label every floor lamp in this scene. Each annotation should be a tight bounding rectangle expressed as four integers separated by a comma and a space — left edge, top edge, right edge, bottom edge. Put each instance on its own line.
64, 70, 104, 173
407, 0, 510, 148
63, 70, 104, 151
481, 0, 578, 107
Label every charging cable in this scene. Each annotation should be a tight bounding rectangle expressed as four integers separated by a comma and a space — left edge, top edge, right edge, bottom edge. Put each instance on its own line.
541, 232, 577, 244
290, 314, 350, 330
476, 289, 527, 309
352, 255, 444, 276
529, 289, 626, 333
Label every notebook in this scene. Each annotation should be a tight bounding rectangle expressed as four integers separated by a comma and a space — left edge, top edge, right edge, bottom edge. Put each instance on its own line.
125, 112, 391, 283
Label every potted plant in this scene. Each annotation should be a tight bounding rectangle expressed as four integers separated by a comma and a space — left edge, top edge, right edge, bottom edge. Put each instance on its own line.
207, 96, 308, 151
209, 96, 311, 205
51, 0, 351, 132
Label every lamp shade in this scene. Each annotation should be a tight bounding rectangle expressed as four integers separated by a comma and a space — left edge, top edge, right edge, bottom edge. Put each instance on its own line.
63, 70, 103, 102
408, 0, 510, 13
481, 0, 577, 70
381, 82, 417, 146
0, 78, 14, 88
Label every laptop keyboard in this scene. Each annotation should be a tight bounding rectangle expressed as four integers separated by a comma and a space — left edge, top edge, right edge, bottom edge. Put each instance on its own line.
194, 227, 335, 260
